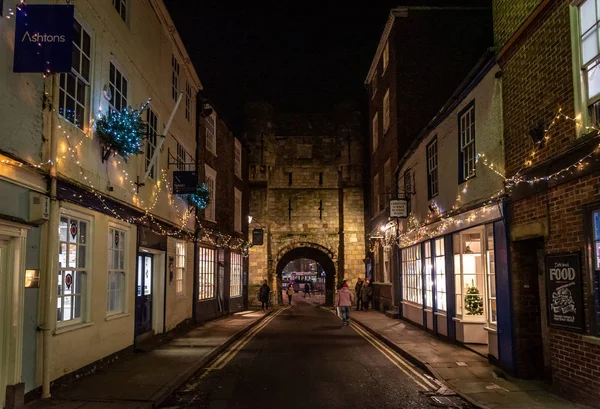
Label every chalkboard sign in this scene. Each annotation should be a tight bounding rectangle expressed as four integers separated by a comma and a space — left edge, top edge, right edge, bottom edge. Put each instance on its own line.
252, 229, 264, 246
172, 171, 197, 194
546, 253, 584, 332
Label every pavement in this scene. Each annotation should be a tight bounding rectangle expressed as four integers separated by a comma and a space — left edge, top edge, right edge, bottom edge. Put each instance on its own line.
26, 310, 270, 409
160, 296, 474, 409
349, 309, 593, 409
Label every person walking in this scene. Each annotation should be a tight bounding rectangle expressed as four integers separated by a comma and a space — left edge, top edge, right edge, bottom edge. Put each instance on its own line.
259, 280, 270, 311
367, 279, 374, 310
355, 278, 364, 311
287, 284, 294, 306
304, 282, 310, 298
335, 282, 354, 325
361, 279, 370, 311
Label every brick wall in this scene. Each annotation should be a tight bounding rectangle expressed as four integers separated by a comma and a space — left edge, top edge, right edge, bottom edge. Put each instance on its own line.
492, 0, 543, 49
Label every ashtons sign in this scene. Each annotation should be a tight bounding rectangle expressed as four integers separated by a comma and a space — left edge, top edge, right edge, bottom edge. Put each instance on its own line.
546, 253, 584, 332
389, 199, 408, 218
13, 5, 74, 73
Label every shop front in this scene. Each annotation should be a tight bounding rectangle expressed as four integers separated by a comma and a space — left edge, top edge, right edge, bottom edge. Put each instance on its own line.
398, 203, 514, 371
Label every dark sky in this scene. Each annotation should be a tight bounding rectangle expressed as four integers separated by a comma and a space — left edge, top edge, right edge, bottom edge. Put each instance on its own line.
164, 1, 489, 123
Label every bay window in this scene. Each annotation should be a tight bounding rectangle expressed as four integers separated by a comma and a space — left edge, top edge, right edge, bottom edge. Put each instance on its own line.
485, 225, 497, 327
198, 247, 215, 300
424, 241, 433, 309
574, 0, 600, 125
434, 238, 446, 312
402, 244, 422, 305
453, 227, 486, 320
230, 252, 243, 298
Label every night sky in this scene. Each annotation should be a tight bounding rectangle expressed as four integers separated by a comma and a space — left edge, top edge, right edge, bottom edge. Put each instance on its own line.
165, 1, 489, 124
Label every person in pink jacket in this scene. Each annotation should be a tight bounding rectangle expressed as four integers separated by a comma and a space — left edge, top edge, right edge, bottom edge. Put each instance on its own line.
335, 282, 355, 325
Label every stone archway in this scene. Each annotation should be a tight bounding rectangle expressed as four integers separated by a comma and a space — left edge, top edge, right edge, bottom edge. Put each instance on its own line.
275, 244, 336, 306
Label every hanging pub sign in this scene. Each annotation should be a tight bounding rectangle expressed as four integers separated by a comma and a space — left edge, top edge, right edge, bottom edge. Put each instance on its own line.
172, 171, 197, 194
13, 4, 75, 73
389, 199, 408, 218
252, 229, 264, 246
546, 253, 585, 332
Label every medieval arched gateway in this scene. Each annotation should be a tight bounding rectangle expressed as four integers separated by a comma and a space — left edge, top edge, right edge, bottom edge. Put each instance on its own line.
244, 103, 366, 307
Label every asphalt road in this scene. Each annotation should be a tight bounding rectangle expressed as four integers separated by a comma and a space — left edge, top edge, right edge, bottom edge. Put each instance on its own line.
161, 297, 474, 409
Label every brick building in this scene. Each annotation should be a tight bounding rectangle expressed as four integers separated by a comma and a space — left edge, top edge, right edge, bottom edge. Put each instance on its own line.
494, 0, 600, 406
244, 102, 366, 306
365, 5, 493, 314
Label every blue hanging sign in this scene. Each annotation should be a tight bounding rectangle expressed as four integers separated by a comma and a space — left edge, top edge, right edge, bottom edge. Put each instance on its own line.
13, 4, 74, 74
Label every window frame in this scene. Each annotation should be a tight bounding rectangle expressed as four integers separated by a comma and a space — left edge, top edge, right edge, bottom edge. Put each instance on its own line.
453, 226, 487, 321
205, 112, 217, 155
58, 18, 92, 131
172, 54, 180, 101
402, 244, 422, 305
373, 173, 380, 215
185, 82, 193, 121
107, 224, 128, 316
371, 69, 379, 98
234, 188, 242, 233
145, 108, 158, 179
234, 138, 242, 179
383, 89, 390, 134
230, 252, 243, 298
485, 224, 497, 328
204, 165, 217, 222
434, 237, 447, 312
108, 60, 128, 113
427, 136, 439, 199
175, 240, 186, 297
458, 100, 476, 184
57, 209, 93, 327
372, 112, 379, 153
112, 0, 127, 22
586, 205, 600, 335
383, 41, 390, 73
198, 246, 215, 301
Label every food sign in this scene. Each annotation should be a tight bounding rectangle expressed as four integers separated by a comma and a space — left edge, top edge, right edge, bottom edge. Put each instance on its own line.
546, 253, 584, 332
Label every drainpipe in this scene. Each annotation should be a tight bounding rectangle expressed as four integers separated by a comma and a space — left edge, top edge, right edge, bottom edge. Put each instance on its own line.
42, 75, 60, 398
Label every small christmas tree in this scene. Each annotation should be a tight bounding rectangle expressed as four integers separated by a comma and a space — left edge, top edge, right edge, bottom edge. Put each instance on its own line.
464, 281, 484, 315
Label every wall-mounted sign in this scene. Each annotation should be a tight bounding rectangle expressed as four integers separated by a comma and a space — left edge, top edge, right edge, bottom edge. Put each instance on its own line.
172, 171, 197, 194
389, 199, 408, 218
13, 5, 74, 73
252, 229, 264, 245
546, 253, 584, 332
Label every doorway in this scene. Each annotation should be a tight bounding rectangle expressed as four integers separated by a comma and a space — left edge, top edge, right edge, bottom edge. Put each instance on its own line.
136, 253, 153, 335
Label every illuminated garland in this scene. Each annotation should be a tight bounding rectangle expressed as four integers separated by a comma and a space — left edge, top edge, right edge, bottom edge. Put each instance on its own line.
95, 99, 150, 162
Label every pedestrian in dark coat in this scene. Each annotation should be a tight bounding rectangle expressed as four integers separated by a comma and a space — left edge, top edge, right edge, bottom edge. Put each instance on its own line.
355, 278, 364, 311
304, 282, 310, 298
287, 284, 294, 306
259, 280, 270, 311
360, 281, 370, 311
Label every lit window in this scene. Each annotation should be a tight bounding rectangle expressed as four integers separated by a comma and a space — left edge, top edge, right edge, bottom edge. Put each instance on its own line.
206, 112, 217, 155
109, 62, 128, 113
185, 82, 192, 121
401, 244, 422, 305
424, 241, 433, 309
383, 89, 390, 134
145, 109, 158, 179
453, 227, 485, 319
58, 19, 91, 129
175, 241, 185, 296
172, 55, 180, 101
383, 245, 391, 283
234, 138, 242, 179
383, 41, 389, 72
486, 225, 496, 327
230, 252, 243, 298
459, 102, 476, 183
204, 165, 216, 221
371, 69, 378, 96
427, 137, 439, 199
198, 247, 215, 300
575, 0, 600, 124
591, 210, 600, 333
372, 112, 379, 152
58, 214, 90, 324
435, 238, 446, 312
107, 227, 126, 315
234, 188, 242, 233
112, 0, 126, 22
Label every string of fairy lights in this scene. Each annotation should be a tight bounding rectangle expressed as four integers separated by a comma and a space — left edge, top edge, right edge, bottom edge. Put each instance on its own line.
372, 108, 600, 249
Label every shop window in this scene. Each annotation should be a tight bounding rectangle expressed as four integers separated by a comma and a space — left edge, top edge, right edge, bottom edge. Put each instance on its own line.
198, 247, 215, 300
175, 241, 185, 296
230, 252, 242, 298
402, 244, 422, 305
435, 238, 446, 312
107, 227, 126, 314
486, 225, 497, 327
590, 210, 600, 333
383, 245, 391, 283
453, 227, 486, 320
58, 213, 90, 324
424, 241, 433, 309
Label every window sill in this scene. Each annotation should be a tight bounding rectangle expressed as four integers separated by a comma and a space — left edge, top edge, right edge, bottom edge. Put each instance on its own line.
401, 300, 423, 309
582, 335, 600, 346
54, 321, 93, 335
434, 311, 447, 317
424, 308, 433, 313
230, 295, 243, 299
452, 316, 487, 324
105, 313, 130, 322
483, 326, 498, 333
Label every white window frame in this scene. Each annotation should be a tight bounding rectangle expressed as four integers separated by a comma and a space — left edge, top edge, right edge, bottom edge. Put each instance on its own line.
571, 0, 600, 129
383, 41, 390, 73
373, 173, 380, 214
107, 224, 128, 316
176, 141, 189, 171
175, 240, 186, 296
172, 55, 180, 101
112, 0, 127, 22
206, 112, 217, 155
424, 241, 433, 309
434, 237, 446, 312
383, 89, 390, 134
485, 224, 497, 328
234, 188, 242, 233
234, 138, 242, 179
427, 136, 439, 198
185, 82, 192, 121
402, 244, 422, 305
230, 252, 243, 298
453, 226, 487, 321
198, 247, 215, 300
204, 165, 216, 221
145, 108, 158, 179
459, 103, 476, 182
383, 245, 391, 283
58, 18, 91, 131
57, 209, 93, 327
372, 112, 379, 153
108, 61, 128, 113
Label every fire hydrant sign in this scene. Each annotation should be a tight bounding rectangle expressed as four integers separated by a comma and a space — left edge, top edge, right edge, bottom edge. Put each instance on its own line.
13, 5, 74, 73
546, 253, 584, 332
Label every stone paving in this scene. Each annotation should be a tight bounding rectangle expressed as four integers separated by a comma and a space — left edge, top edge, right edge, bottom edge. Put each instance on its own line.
350, 310, 592, 409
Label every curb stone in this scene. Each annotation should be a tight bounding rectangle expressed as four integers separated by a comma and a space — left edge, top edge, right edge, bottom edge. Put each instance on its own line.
350, 317, 490, 409
142, 309, 275, 409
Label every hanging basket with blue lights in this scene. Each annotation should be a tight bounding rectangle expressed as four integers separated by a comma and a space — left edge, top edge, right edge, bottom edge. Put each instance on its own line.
185, 184, 210, 209
96, 99, 151, 162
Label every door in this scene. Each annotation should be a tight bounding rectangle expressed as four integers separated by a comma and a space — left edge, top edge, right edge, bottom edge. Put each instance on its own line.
135, 254, 153, 335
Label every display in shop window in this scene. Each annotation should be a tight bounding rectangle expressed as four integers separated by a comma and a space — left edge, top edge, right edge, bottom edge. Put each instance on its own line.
464, 281, 483, 315
546, 253, 584, 332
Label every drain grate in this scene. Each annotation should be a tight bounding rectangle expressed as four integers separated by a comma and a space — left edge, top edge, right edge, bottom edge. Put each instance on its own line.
430, 395, 467, 407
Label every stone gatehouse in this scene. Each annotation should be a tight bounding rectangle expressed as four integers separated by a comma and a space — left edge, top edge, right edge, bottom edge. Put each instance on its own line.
244, 102, 366, 305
